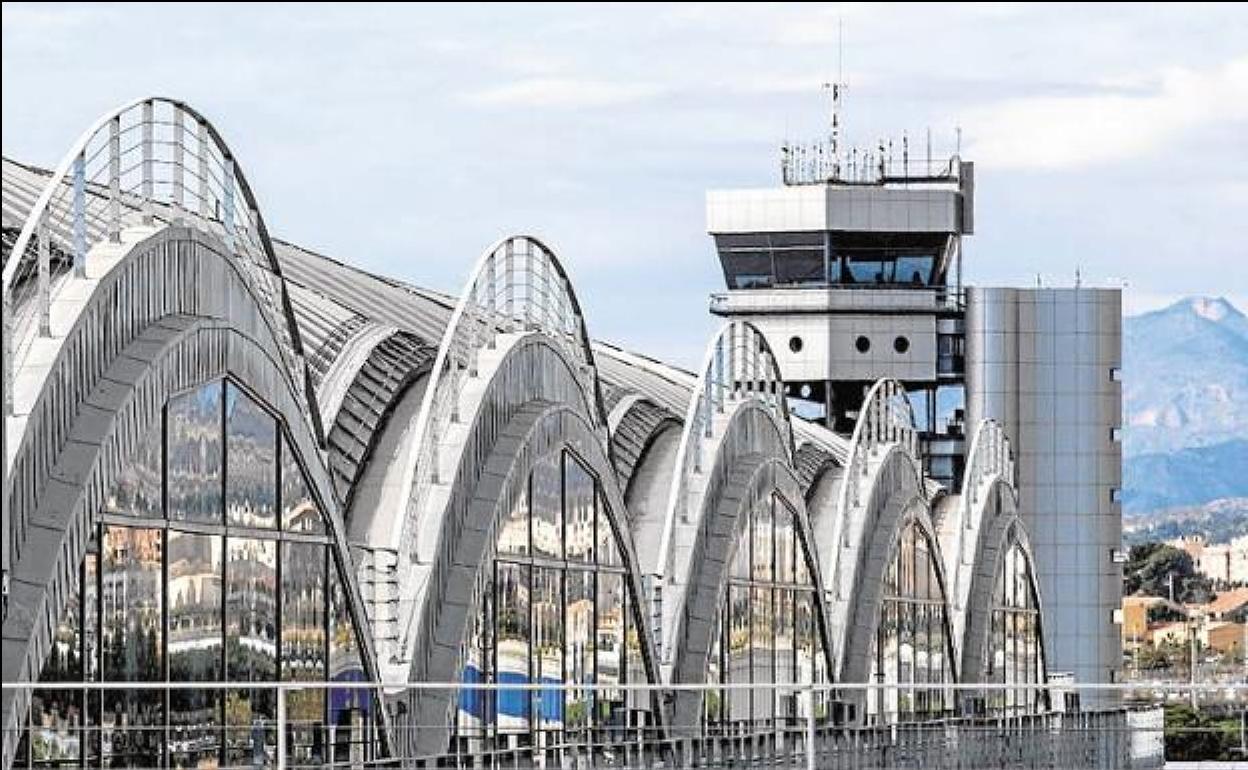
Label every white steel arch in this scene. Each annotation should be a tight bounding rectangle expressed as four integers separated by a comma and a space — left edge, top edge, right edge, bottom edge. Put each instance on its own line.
650, 319, 793, 666
942, 419, 1019, 661
826, 378, 923, 602
1, 96, 318, 442
380, 234, 608, 677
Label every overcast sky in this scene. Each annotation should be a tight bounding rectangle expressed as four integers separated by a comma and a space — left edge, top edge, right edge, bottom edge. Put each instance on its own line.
4, 3, 1246, 365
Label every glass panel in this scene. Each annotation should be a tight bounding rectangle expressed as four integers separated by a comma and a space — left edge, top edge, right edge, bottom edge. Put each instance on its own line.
532, 566, 563, 734
775, 499, 795, 584
565, 569, 593, 736
751, 498, 772, 584
530, 454, 561, 560
281, 435, 324, 534
595, 572, 625, 730
750, 586, 774, 723
105, 420, 162, 519
458, 575, 493, 745
496, 562, 531, 735
721, 251, 774, 290
774, 249, 825, 287
226, 382, 277, 530
100, 526, 163, 768
225, 537, 277, 765
84, 552, 100, 767
29, 561, 84, 766
497, 486, 529, 557
563, 453, 594, 564
727, 585, 751, 722
283, 542, 328, 764
595, 494, 619, 568
329, 557, 367, 764
168, 531, 223, 768
168, 381, 223, 524
775, 589, 796, 723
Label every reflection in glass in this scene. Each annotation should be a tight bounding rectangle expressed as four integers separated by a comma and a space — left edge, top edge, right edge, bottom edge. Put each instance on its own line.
564, 454, 594, 563
226, 537, 277, 764
29, 560, 84, 765
21, 375, 376, 768
168, 531, 223, 768
105, 419, 162, 519
868, 519, 955, 724
495, 562, 531, 735
283, 542, 328, 764
453, 449, 654, 753
329, 559, 367, 764
101, 526, 164, 768
281, 434, 323, 534
168, 382, 223, 524
533, 567, 563, 734
530, 454, 561, 559
226, 382, 277, 529
987, 534, 1046, 716
708, 493, 826, 731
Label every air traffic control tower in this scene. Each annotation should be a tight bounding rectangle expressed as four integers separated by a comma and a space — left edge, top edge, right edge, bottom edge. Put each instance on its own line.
706, 114, 1124, 703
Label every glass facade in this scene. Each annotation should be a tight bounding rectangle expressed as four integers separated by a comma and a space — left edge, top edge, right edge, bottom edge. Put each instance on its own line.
985, 532, 1047, 716
453, 450, 651, 754
16, 377, 379, 769
867, 519, 955, 724
703, 493, 829, 732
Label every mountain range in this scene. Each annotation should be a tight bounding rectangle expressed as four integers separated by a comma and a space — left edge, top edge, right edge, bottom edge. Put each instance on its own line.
1122, 296, 1248, 520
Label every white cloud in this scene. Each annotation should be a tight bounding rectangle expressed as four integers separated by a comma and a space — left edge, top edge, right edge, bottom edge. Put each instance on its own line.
964, 56, 1248, 170
464, 77, 665, 109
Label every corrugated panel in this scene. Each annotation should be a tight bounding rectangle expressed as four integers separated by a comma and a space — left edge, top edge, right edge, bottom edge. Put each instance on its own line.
610, 398, 680, 491
326, 331, 434, 511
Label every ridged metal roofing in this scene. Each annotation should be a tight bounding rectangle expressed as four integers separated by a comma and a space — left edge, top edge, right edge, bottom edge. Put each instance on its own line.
609, 397, 680, 492
327, 331, 433, 510
3, 154, 854, 470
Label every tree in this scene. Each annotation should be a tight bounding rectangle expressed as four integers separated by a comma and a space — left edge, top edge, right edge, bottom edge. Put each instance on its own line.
1125, 543, 1214, 604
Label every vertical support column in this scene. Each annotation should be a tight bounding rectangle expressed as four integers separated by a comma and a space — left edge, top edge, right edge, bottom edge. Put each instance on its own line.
504, 240, 515, 324
486, 251, 497, 349
141, 99, 154, 225
714, 341, 725, 413
467, 284, 480, 377
198, 120, 211, 219
73, 153, 87, 278
703, 372, 713, 439
524, 240, 535, 330
108, 115, 121, 242
223, 157, 236, 254
36, 218, 50, 337
172, 107, 185, 217
1, 280, 10, 418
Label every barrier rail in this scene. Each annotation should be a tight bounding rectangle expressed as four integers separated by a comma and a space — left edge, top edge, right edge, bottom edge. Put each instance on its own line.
5, 681, 1224, 769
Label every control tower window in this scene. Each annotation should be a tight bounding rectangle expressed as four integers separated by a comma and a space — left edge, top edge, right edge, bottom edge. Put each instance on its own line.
716, 231, 945, 289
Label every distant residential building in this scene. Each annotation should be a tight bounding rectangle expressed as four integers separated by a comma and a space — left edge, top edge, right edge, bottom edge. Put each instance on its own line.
1147, 621, 1191, 647
1198, 587, 1248, 621
1201, 621, 1246, 655
1171, 534, 1248, 584
1122, 596, 1185, 646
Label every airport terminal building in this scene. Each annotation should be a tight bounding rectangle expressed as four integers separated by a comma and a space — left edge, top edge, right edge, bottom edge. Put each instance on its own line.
1, 98, 1157, 768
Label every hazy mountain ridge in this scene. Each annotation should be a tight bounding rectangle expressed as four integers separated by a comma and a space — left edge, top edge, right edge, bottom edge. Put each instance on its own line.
1123, 297, 1248, 518
1123, 497, 1248, 547
1123, 296, 1248, 458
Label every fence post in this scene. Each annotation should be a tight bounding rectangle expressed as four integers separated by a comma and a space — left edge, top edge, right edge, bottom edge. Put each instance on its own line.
807, 684, 816, 770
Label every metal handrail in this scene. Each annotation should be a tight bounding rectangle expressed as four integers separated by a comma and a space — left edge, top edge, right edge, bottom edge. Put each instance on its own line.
1, 97, 317, 443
